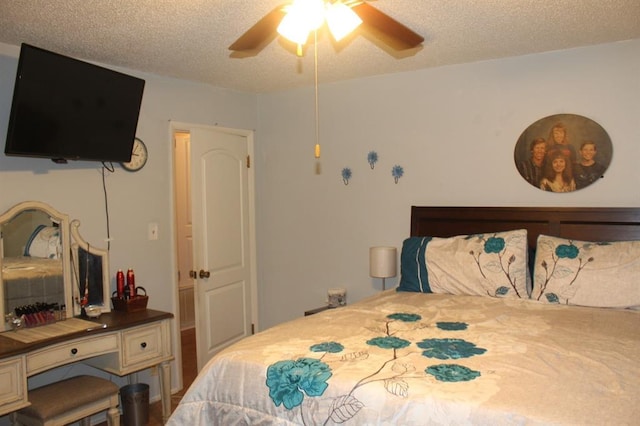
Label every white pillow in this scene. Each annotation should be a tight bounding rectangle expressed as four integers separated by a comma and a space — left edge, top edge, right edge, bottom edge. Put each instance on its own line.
425, 229, 529, 299
532, 234, 640, 308
25, 225, 61, 259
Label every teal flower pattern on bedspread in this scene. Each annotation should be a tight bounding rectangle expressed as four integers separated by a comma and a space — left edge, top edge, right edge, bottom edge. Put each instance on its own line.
310, 342, 344, 353
437, 321, 468, 331
387, 312, 422, 322
417, 338, 487, 360
265, 312, 487, 423
426, 364, 481, 382
367, 336, 411, 350
266, 358, 332, 410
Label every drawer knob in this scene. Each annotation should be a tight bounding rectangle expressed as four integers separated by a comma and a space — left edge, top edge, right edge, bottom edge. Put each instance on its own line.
71, 348, 78, 355
140, 342, 147, 349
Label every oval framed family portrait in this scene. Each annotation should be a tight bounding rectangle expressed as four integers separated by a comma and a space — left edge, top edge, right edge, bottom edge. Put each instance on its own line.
514, 113, 612, 192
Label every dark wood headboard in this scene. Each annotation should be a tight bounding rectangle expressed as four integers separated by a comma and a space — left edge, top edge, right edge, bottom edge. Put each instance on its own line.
411, 206, 640, 249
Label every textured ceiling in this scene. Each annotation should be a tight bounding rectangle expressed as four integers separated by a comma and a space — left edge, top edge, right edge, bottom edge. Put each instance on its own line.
0, 0, 639, 93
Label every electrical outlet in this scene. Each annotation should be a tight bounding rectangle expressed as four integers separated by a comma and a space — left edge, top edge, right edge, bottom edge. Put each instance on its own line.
148, 223, 159, 240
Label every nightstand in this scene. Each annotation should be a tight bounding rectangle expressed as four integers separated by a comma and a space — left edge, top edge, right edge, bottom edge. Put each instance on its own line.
304, 306, 331, 316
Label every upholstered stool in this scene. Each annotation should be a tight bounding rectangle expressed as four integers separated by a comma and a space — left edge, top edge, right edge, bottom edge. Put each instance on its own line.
13, 375, 120, 426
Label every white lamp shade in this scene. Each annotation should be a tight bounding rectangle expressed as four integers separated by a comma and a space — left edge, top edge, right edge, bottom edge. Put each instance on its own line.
326, 1, 362, 41
369, 246, 397, 278
278, 0, 361, 45
277, 0, 324, 45
277, 10, 311, 45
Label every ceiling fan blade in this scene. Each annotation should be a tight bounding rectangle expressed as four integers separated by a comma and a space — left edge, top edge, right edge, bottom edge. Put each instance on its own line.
351, 2, 424, 50
229, 6, 287, 52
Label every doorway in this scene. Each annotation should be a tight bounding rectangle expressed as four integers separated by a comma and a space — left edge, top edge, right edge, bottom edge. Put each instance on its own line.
174, 131, 195, 331
171, 122, 258, 375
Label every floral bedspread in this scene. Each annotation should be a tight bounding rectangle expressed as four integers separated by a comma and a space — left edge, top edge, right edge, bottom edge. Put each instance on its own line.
169, 291, 640, 425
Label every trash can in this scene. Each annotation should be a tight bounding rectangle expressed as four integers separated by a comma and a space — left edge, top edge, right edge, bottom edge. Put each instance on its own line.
120, 383, 149, 426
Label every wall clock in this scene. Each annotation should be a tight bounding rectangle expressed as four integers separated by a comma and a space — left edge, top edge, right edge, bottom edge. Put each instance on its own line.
121, 137, 148, 172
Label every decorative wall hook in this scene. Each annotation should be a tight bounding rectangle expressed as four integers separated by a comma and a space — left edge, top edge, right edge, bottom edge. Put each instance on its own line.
392, 165, 404, 184
367, 151, 378, 169
341, 167, 352, 185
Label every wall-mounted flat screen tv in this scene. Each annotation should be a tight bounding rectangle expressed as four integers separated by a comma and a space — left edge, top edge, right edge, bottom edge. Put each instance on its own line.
4, 43, 145, 163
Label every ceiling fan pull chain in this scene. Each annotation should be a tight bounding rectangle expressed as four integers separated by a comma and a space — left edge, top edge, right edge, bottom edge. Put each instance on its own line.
314, 29, 320, 159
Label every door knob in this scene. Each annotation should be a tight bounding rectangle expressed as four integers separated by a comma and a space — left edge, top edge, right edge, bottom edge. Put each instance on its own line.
189, 270, 197, 279
199, 269, 211, 278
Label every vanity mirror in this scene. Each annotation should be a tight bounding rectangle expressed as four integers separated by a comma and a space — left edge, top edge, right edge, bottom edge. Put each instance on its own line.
70, 219, 110, 315
0, 201, 110, 327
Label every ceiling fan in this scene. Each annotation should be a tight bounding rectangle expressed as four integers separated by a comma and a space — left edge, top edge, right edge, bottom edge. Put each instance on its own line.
228, 0, 424, 55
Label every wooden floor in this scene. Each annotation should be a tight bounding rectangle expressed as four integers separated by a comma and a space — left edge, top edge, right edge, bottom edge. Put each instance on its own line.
99, 327, 196, 425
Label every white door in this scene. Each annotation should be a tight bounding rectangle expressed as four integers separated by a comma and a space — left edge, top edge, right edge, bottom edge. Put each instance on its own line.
181, 124, 255, 371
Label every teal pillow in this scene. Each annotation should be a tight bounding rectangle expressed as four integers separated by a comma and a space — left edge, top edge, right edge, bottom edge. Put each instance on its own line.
397, 237, 432, 293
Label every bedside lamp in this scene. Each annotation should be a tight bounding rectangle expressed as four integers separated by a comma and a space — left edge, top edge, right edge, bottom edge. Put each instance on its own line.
369, 246, 397, 290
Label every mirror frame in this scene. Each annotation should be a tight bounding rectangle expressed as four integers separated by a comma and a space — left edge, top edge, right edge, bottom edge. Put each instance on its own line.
0, 201, 111, 320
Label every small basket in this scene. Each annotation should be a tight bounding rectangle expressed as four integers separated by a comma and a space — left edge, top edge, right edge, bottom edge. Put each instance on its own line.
111, 287, 148, 312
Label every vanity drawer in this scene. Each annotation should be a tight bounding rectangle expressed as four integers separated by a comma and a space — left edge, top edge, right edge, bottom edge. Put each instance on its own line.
26, 333, 118, 375
0, 356, 28, 416
122, 322, 167, 368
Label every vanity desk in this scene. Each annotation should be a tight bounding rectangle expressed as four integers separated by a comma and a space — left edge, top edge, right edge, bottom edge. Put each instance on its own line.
0, 309, 174, 422
0, 201, 175, 423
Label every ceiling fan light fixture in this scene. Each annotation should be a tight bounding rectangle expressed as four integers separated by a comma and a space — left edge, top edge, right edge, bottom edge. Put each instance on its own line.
277, 13, 310, 45
230, 1, 424, 54
277, 0, 325, 45
326, 1, 362, 41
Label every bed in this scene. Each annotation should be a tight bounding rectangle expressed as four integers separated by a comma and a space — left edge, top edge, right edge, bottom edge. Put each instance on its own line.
169, 206, 640, 425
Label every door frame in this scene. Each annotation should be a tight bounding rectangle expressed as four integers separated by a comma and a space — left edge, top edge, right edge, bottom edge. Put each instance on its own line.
168, 121, 259, 385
